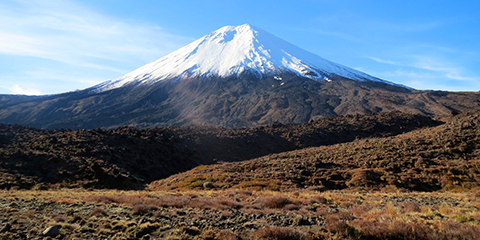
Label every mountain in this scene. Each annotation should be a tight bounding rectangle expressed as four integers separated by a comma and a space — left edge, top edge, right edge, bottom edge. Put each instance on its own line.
93, 24, 395, 92
1, 24, 480, 129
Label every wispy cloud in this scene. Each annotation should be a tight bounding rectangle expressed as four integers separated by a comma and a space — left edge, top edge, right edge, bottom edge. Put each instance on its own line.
0, 0, 193, 94
412, 55, 478, 82
367, 57, 397, 65
9, 84, 42, 96
0, 0, 191, 63
367, 53, 479, 90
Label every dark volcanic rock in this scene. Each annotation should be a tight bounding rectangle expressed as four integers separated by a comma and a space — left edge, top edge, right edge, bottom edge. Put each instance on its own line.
42, 225, 60, 237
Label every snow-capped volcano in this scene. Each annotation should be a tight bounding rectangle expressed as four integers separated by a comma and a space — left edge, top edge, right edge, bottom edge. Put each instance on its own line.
2, 23, 479, 130
94, 24, 390, 92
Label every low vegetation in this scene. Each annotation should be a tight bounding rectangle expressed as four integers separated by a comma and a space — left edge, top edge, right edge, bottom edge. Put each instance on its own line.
2, 111, 480, 239
0, 111, 439, 190
1, 189, 479, 239
149, 111, 480, 192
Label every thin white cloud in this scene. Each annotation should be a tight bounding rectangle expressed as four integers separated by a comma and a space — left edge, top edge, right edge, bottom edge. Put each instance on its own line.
445, 73, 478, 82
0, 0, 193, 93
9, 84, 42, 96
413, 55, 478, 82
0, 0, 191, 62
367, 57, 397, 65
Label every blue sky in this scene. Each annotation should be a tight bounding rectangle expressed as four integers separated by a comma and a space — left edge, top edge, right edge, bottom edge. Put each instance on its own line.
0, 0, 479, 95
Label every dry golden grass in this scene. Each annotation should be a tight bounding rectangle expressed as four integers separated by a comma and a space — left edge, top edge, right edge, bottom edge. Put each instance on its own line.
1, 188, 480, 239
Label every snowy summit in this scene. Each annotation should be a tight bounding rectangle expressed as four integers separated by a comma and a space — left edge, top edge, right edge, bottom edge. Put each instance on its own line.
94, 24, 390, 92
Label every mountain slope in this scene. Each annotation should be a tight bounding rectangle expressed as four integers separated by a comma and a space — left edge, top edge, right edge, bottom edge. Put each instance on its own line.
0, 25, 480, 129
1, 73, 480, 129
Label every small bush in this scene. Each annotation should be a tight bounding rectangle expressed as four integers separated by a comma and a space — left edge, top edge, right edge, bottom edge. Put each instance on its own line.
83, 195, 116, 204
325, 217, 353, 235
336, 211, 355, 221
200, 229, 217, 240
254, 227, 306, 240
442, 221, 480, 239
89, 208, 107, 217
455, 214, 471, 222
212, 198, 243, 210
402, 202, 421, 213
350, 220, 437, 240
261, 195, 292, 209
311, 195, 327, 204
203, 181, 215, 188
217, 229, 238, 240
136, 222, 160, 238
132, 204, 157, 215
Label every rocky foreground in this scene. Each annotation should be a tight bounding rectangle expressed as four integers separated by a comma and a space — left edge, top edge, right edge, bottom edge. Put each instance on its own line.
2, 112, 480, 239
1, 189, 479, 239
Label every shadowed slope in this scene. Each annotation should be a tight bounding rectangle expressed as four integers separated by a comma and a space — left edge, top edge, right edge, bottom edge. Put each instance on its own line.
149, 110, 480, 192
0, 112, 438, 189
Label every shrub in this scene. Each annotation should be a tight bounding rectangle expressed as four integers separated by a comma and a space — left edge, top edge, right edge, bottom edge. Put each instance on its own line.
402, 202, 421, 213
350, 220, 437, 240
325, 216, 354, 235
455, 214, 471, 222
203, 181, 215, 189
261, 195, 292, 209
136, 222, 160, 238
200, 229, 217, 240
217, 229, 238, 240
212, 198, 243, 210
442, 221, 480, 239
132, 204, 157, 215
311, 195, 327, 204
254, 227, 306, 240
83, 195, 116, 204
144, 194, 191, 208
89, 208, 107, 217
234, 178, 282, 191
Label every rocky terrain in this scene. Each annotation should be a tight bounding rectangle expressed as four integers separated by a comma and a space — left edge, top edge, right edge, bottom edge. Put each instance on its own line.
150, 111, 480, 192
1, 111, 480, 239
1, 189, 479, 239
0, 112, 439, 190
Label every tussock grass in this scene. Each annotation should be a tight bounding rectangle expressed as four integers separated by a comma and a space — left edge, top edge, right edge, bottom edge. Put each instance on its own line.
1, 188, 480, 239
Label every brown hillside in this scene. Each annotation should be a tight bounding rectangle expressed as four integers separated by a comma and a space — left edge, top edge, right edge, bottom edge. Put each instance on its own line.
149, 110, 480, 192
0, 112, 438, 189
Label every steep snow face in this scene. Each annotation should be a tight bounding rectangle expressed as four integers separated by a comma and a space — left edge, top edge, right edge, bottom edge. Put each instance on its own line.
94, 24, 391, 92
